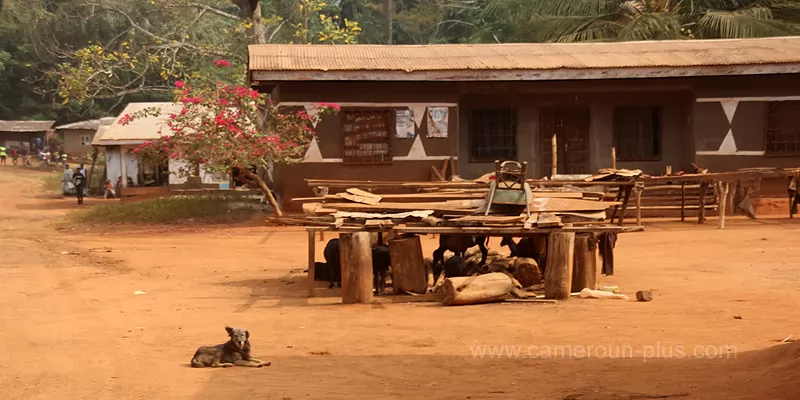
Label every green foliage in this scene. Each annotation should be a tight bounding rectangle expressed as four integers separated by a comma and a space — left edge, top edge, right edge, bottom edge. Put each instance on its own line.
481, 0, 800, 42
1, 0, 800, 124
70, 196, 261, 225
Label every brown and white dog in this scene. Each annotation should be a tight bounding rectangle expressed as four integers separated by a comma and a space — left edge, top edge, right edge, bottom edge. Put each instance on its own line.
190, 326, 271, 368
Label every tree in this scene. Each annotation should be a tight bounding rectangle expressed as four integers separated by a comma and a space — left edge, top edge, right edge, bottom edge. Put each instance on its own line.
481, 0, 800, 43
44, 0, 360, 107
122, 60, 339, 216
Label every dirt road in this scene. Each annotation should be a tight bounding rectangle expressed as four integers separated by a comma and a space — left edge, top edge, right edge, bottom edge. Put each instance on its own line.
0, 167, 798, 400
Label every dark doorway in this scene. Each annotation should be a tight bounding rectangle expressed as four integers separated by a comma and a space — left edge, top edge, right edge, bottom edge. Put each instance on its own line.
540, 107, 591, 175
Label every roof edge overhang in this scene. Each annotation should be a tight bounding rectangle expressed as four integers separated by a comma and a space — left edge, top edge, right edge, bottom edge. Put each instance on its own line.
250, 63, 800, 83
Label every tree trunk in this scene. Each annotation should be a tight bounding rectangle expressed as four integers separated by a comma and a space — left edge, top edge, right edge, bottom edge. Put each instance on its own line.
388, 236, 428, 294
440, 273, 514, 306
545, 232, 575, 300
233, 0, 267, 44
386, 0, 393, 44
339, 232, 374, 304
242, 168, 283, 217
87, 146, 99, 192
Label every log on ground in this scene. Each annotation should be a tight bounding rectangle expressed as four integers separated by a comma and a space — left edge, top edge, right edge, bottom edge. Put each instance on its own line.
514, 257, 543, 287
440, 273, 515, 306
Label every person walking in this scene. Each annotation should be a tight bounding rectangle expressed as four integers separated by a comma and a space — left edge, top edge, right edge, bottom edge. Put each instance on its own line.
72, 167, 86, 205
11, 148, 18, 166
62, 164, 74, 195
0, 145, 7, 166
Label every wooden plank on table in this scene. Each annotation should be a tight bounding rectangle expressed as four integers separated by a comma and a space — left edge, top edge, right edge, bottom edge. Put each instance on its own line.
364, 219, 394, 228
346, 188, 381, 200
391, 225, 640, 235
555, 211, 607, 221
537, 213, 563, 228
530, 197, 619, 212
337, 192, 381, 206
451, 215, 526, 224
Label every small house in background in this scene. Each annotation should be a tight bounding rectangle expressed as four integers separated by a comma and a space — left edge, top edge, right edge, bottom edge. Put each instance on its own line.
248, 36, 800, 211
55, 119, 103, 158
0, 120, 55, 152
91, 102, 229, 188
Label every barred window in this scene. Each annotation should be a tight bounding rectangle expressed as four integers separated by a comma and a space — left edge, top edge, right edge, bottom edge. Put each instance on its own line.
613, 106, 662, 161
765, 101, 800, 156
469, 108, 516, 163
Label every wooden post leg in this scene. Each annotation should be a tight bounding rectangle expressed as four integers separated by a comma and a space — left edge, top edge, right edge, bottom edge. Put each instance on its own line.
680, 182, 686, 222
545, 232, 575, 300
319, 231, 325, 242
307, 230, 316, 298
698, 181, 709, 224
617, 186, 633, 226
718, 182, 730, 229
634, 183, 643, 226
339, 232, 374, 304
571, 234, 598, 292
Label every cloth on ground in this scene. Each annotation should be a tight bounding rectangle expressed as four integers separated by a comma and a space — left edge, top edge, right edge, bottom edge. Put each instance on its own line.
598, 232, 617, 276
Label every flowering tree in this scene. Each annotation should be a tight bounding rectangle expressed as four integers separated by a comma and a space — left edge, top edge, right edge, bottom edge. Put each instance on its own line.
120, 61, 339, 216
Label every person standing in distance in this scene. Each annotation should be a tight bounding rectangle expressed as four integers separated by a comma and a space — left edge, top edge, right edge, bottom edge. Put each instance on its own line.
72, 167, 86, 205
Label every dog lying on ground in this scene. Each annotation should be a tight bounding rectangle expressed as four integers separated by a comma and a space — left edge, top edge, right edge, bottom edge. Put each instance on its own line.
190, 326, 271, 368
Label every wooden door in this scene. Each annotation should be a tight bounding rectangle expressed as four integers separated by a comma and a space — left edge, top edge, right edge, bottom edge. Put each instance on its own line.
540, 107, 591, 176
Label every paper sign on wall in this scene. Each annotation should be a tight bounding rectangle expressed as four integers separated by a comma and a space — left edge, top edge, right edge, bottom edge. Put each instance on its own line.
426, 107, 448, 138
395, 109, 415, 139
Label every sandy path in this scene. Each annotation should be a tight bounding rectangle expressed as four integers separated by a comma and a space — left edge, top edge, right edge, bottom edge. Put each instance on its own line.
0, 167, 798, 400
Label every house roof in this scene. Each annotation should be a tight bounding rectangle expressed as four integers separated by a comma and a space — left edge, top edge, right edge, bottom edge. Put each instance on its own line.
55, 119, 104, 131
248, 36, 800, 82
92, 103, 182, 146
0, 120, 55, 133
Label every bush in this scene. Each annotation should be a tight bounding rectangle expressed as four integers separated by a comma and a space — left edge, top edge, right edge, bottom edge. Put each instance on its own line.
71, 196, 262, 225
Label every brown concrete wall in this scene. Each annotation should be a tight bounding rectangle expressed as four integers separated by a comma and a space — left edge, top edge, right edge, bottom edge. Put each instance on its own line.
691, 74, 800, 173
457, 90, 692, 178
62, 129, 95, 157
308, 106, 457, 160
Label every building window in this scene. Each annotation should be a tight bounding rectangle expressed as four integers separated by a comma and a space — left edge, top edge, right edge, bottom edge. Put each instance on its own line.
469, 108, 516, 163
765, 101, 800, 156
342, 110, 392, 164
80, 134, 92, 146
613, 106, 662, 161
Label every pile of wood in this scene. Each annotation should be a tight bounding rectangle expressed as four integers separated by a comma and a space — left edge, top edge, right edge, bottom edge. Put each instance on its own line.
291, 172, 640, 230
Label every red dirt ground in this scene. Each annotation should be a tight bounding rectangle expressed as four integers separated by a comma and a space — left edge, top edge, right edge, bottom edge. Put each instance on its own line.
1, 167, 799, 400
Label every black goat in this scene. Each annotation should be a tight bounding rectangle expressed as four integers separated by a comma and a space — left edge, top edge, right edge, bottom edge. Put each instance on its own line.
323, 235, 392, 294
372, 243, 391, 294
432, 235, 488, 281
500, 236, 547, 273
323, 238, 342, 289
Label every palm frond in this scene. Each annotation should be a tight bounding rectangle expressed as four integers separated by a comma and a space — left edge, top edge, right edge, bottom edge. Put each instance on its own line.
695, 9, 800, 37
617, 12, 685, 40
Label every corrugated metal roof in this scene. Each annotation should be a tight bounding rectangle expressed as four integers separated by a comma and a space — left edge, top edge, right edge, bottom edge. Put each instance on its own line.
55, 119, 104, 131
249, 36, 800, 73
0, 120, 55, 132
92, 103, 182, 146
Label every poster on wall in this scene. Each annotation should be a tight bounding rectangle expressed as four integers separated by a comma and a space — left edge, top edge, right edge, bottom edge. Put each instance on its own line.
426, 107, 448, 138
395, 109, 415, 138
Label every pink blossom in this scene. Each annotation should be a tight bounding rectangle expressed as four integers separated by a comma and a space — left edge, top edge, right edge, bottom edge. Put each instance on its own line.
175, 80, 185, 89
119, 114, 132, 125
213, 59, 231, 68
